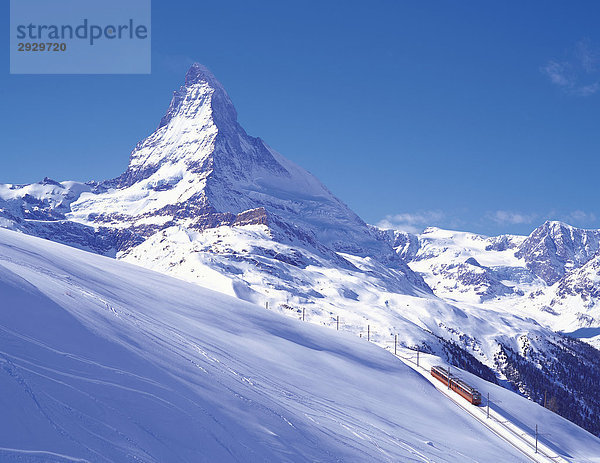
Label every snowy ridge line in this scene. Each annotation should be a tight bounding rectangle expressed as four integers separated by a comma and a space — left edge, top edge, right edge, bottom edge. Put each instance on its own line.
394, 352, 570, 463
267, 302, 571, 463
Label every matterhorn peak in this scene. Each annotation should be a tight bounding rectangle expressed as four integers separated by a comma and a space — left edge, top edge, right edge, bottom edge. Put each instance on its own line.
184, 63, 222, 89
158, 63, 237, 130
81, 63, 401, 262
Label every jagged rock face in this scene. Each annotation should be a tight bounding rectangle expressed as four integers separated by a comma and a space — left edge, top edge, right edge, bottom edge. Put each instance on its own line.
384, 229, 421, 261
555, 253, 600, 301
485, 234, 520, 252
515, 221, 600, 285
444, 261, 515, 301
547, 252, 600, 329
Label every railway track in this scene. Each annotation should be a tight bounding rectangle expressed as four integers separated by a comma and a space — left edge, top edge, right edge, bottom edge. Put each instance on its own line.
395, 354, 570, 463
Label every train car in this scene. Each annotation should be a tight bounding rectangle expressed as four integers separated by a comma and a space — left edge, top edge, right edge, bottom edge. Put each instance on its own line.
430, 365, 482, 405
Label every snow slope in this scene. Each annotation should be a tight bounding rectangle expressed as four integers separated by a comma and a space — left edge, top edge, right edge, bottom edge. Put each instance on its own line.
1, 228, 599, 461
0, 227, 553, 463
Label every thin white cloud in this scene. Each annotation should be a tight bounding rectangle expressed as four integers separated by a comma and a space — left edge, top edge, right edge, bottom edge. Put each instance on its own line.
488, 210, 598, 230
542, 40, 600, 96
574, 82, 600, 96
542, 61, 573, 87
376, 211, 445, 233
575, 39, 598, 73
487, 210, 537, 226
563, 210, 597, 225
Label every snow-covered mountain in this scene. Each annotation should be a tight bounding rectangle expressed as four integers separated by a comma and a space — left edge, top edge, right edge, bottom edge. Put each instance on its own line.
392, 222, 600, 342
71, 64, 401, 264
516, 221, 600, 285
0, 179, 140, 255
553, 253, 600, 320
2, 63, 600, 439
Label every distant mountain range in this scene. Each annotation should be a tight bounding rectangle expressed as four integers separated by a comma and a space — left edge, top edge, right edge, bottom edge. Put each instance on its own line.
1, 63, 599, 436
391, 222, 600, 341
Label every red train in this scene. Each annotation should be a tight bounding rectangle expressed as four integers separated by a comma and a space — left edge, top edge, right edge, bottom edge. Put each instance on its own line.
431, 365, 482, 405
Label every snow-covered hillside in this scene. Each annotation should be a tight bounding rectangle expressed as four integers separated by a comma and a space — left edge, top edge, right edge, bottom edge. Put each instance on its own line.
1, 227, 584, 462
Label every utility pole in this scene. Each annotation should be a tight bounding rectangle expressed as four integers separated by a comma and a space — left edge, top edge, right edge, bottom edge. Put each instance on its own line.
394, 334, 397, 355
487, 393, 490, 419
302, 308, 305, 321
336, 315, 339, 331
535, 424, 538, 454
265, 301, 269, 310
367, 325, 370, 342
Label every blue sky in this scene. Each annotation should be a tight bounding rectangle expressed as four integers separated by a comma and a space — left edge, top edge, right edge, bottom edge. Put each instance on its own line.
2, 1, 600, 236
